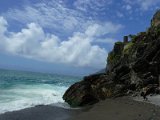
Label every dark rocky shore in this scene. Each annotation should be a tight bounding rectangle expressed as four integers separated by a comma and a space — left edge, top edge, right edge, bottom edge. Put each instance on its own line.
63, 10, 160, 107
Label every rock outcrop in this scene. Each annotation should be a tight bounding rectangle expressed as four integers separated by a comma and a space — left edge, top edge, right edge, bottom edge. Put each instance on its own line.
63, 10, 160, 107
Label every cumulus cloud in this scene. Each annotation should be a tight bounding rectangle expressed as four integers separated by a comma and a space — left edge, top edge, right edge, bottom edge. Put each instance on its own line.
85, 22, 123, 37
0, 0, 124, 69
0, 17, 7, 34
0, 16, 113, 68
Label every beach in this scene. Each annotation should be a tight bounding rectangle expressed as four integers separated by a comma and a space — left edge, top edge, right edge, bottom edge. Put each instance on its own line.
72, 97, 160, 120
0, 97, 160, 120
0, 105, 81, 120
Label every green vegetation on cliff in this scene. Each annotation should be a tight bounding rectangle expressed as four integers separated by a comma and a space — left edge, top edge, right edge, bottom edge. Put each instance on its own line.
123, 42, 134, 55
107, 41, 124, 67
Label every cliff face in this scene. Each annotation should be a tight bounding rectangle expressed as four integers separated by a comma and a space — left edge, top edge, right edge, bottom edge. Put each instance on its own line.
63, 10, 160, 107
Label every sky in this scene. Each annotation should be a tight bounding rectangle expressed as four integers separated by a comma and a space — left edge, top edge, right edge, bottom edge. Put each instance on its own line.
0, 0, 159, 76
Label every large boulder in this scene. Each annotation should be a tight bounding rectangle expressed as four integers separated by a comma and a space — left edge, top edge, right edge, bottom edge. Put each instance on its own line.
63, 73, 126, 107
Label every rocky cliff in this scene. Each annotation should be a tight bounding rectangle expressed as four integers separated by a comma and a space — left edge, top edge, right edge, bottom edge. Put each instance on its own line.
63, 10, 160, 107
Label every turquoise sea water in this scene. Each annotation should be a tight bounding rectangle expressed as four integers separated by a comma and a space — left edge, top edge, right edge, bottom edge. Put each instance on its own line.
0, 69, 81, 114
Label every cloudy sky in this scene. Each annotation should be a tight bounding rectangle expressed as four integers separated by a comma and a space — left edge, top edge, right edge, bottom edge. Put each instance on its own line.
0, 0, 159, 76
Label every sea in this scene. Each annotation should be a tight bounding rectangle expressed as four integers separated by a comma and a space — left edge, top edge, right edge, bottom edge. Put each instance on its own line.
0, 69, 81, 114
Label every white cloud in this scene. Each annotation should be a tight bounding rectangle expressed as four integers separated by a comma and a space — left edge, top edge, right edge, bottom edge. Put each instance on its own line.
85, 22, 123, 37
94, 38, 116, 44
0, 16, 111, 68
4, 0, 118, 37
4, 1, 91, 34
123, 0, 160, 11
74, 0, 112, 12
117, 12, 124, 18
0, 1, 124, 69
0, 17, 8, 34
139, 0, 160, 10
126, 5, 132, 10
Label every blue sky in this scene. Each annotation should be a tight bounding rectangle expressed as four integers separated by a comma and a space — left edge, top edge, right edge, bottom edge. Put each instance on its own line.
0, 0, 159, 76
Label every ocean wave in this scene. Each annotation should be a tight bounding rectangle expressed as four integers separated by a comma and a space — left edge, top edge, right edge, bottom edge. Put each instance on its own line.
0, 84, 68, 114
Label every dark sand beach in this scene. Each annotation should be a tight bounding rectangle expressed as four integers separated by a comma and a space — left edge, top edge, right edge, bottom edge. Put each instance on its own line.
72, 97, 160, 120
0, 97, 160, 120
0, 105, 81, 120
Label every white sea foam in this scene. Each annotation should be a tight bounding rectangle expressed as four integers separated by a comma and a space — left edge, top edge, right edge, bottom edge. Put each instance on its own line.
134, 95, 160, 106
0, 84, 68, 114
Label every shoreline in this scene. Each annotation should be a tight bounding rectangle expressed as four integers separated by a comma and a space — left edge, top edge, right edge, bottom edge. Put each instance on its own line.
0, 96, 160, 120
0, 102, 70, 115
0, 104, 83, 120
134, 95, 160, 106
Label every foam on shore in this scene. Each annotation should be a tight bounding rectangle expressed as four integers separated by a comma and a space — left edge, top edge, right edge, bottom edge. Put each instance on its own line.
134, 95, 160, 106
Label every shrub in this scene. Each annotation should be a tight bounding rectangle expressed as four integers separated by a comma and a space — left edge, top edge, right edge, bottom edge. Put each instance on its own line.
123, 42, 134, 55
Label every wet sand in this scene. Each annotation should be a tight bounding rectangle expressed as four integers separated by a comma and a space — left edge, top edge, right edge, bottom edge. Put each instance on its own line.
0, 97, 160, 120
